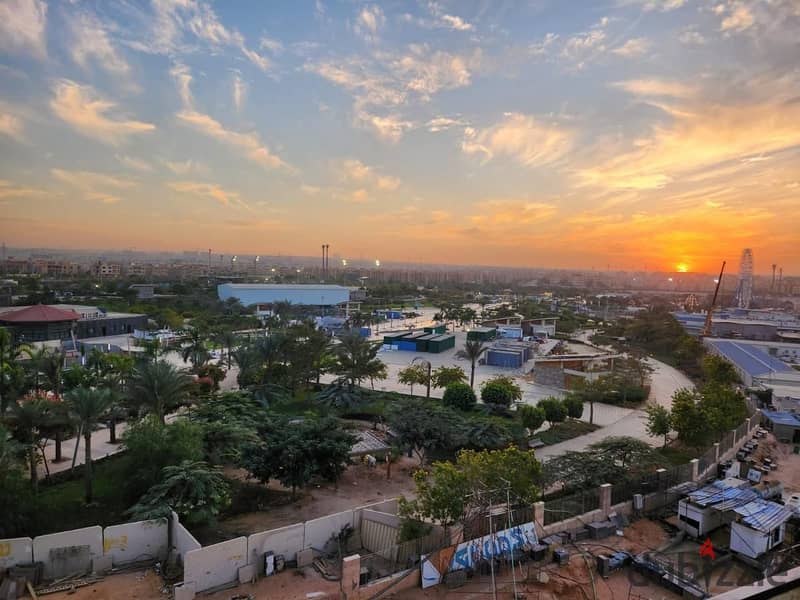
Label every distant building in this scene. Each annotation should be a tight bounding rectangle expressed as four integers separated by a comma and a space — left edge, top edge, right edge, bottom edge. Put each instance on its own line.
0, 304, 146, 342
129, 284, 155, 299
217, 283, 351, 309
703, 338, 799, 389
0, 305, 80, 343
93, 261, 122, 278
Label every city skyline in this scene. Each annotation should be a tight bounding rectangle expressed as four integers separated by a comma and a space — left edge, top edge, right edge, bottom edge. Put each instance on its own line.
1, 0, 798, 273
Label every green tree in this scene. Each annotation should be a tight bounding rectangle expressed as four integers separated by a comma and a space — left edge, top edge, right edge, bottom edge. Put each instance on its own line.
480, 375, 522, 407
214, 329, 239, 370
241, 417, 355, 497
644, 403, 672, 447
442, 382, 477, 411
182, 327, 211, 371
333, 333, 387, 390
518, 405, 546, 431
702, 355, 741, 386
538, 397, 567, 425
398, 364, 429, 396
66, 386, 115, 503
670, 388, 707, 447
700, 383, 748, 437
129, 361, 193, 423
456, 340, 487, 389
8, 397, 50, 491
388, 399, 463, 464
0, 424, 33, 536
127, 460, 231, 526
431, 365, 467, 389
563, 395, 584, 419
121, 416, 204, 500
0, 329, 28, 413
400, 462, 468, 532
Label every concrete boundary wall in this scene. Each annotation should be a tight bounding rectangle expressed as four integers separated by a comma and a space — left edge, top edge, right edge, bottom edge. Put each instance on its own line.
303, 509, 355, 552
247, 522, 304, 566
171, 511, 201, 565
103, 519, 168, 567
33, 526, 103, 580
0, 537, 33, 570
183, 536, 247, 593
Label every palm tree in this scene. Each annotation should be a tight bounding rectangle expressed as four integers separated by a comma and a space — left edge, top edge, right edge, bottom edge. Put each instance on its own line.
41, 349, 65, 399
9, 397, 50, 491
0, 328, 27, 413
129, 361, 193, 423
23, 346, 50, 391
456, 340, 488, 389
66, 387, 115, 503
181, 327, 210, 371
214, 329, 238, 370
333, 333, 387, 390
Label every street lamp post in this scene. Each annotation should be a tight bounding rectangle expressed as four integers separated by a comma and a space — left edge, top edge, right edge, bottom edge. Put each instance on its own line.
412, 356, 432, 398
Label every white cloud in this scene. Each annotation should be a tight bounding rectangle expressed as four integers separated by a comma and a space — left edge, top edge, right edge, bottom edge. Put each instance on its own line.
612, 78, 695, 98
720, 3, 755, 32
619, 0, 686, 11
259, 36, 283, 53
678, 29, 706, 45
427, 116, 466, 132
611, 37, 651, 58
68, 11, 131, 77
413, 2, 474, 31
354, 5, 385, 42
0, 0, 47, 59
130, 0, 271, 71
529, 33, 559, 57
170, 63, 194, 108
50, 80, 155, 146
340, 159, 401, 191
351, 188, 369, 203
356, 111, 415, 142
52, 168, 134, 204
301, 184, 321, 195
163, 159, 204, 174
0, 113, 25, 141
177, 110, 288, 170
232, 73, 246, 111
0, 180, 46, 200
116, 155, 153, 172
168, 180, 248, 208
462, 113, 574, 168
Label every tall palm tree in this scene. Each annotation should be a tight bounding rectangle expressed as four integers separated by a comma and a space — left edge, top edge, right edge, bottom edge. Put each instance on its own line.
66, 387, 115, 503
41, 349, 65, 399
129, 361, 193, 423
214, 329, 238, 370
23, 346, 50, 391
182, 327, 210, 371
333, 333, 387, 390
456, 340, 488, 389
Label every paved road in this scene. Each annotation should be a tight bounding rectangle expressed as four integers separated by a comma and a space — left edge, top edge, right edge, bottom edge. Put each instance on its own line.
536, 356, 693, 459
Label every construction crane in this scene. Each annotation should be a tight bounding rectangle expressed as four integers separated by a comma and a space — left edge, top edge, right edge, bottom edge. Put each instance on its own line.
702, 261, 726, 337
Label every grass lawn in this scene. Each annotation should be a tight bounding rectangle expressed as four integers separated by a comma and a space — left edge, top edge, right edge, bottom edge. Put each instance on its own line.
655, 445, 704, 465
32, 454, 131, 536
534, 420, 600, 446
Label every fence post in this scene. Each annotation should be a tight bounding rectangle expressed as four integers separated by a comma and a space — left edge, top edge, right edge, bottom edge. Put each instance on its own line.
534, 501, 545, 531
599, 483, 612, 516
731, 428, 738, 447
342, 554, 361, 600
689, 458, 699, 481
746, 417, 752, 432
713, 442, 720, 463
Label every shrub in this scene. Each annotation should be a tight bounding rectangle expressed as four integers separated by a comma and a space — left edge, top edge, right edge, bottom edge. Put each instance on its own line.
518, 405, 546, 431
563, 396, 584, 419
480, 376, 522, 407
538, 397, 567, 424
442, 383, 477, 411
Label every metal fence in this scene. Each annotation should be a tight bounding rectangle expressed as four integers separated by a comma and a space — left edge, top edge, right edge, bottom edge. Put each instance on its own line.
543, 488, 599, 525
359, 530, 448, 583
736, 422, 748, 441
698, 446, 717, 475
719, 430, 735, 454
463, 504, 535, 540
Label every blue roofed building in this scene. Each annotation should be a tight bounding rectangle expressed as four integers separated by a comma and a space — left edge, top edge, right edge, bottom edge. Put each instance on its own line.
677, 478, 756, 538
730, 499, 793, 559
761, 410, 800, 443
703, 338, 798, 388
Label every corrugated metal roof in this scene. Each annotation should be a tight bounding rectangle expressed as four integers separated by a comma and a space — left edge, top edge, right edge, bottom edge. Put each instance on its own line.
707, 340, 793, 378
734, 500, 793, 532
761, 410, 800, 427
687, 481, 758, 509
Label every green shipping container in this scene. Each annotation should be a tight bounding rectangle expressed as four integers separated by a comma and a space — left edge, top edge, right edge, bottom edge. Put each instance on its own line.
424, 324, 447, 335
467, 327, 496, 341
427, 334, 456, 353
415, 333, 439, 352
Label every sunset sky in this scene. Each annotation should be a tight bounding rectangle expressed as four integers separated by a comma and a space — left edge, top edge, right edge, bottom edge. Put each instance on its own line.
0, 0, 798, 273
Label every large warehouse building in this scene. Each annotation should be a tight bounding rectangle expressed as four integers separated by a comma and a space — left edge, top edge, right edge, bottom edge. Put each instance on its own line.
703, 338, 800, 393
217, 283, 351, 308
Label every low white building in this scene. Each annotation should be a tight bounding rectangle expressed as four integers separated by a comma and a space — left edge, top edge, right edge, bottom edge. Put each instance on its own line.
730, 499, 792, 559
677, 478, 756, 538
217, 283, 351, 308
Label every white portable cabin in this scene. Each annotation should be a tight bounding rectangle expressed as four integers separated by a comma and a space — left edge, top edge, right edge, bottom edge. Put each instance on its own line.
677, 478, 756, 538
730, 500, 793, 559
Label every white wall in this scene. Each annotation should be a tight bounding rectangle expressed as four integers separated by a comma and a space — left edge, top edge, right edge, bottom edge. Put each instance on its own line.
0, 537, 33, 570
247, 522, 304, 564
171, 511, 201, 565
103, 519, 168, 566
183, 537, 247, 593
33, 526, 103, 580
303, 510, 355, 552
731, 522, 769, 559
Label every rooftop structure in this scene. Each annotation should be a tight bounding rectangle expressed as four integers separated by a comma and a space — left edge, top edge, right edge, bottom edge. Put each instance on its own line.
217, 283, 351, 308
0, 304, 147, 343
704, 338, 794, 386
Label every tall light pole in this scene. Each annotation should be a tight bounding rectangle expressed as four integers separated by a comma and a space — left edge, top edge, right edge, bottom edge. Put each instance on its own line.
412, 356, 432, 398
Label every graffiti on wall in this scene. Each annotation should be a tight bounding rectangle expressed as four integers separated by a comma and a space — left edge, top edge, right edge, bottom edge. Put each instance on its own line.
421, 521, 538, 588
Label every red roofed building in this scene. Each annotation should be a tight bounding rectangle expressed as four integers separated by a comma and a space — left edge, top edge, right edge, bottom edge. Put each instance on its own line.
0, 305, 80, 343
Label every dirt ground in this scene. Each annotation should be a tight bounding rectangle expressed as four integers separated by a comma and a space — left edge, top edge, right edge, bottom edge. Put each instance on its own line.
40, 569, 168, 600
200, 456, 422, 542
755, 434, 800, 496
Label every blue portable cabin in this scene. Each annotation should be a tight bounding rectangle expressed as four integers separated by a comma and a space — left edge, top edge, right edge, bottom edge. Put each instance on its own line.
486, 349, 524, 368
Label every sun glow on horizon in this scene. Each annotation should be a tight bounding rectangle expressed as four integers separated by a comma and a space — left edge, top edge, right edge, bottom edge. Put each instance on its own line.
676, 263, 690, 273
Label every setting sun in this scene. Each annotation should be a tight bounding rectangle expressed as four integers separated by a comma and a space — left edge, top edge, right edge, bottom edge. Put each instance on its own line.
676, 263, 690, 273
